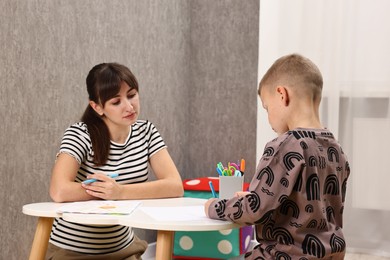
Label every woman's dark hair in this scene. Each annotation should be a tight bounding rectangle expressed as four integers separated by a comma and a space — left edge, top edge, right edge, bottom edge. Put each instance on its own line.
82, 63, 139, 165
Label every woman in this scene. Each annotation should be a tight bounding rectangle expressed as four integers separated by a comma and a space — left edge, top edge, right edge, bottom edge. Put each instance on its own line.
47, 62, 184, 259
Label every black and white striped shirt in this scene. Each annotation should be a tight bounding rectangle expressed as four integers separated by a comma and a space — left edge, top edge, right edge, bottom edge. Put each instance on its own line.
49, 120, 166, 254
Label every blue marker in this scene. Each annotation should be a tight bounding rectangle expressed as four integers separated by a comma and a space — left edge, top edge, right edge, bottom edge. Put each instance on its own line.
82, 173, 119, 184
216, 166, 224, 176
209, 181, 218, 198
234, 170, 242, 177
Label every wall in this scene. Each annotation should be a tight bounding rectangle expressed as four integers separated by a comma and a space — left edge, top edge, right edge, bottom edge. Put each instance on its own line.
0, 0, 259, 259
257, 0, 390, 255
188, 1, 258, 181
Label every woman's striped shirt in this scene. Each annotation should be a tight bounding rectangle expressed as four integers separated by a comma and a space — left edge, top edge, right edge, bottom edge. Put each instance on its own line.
49, 120, 166, 254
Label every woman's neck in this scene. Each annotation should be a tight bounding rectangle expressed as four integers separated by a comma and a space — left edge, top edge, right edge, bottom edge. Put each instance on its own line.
104, 121, 131, 144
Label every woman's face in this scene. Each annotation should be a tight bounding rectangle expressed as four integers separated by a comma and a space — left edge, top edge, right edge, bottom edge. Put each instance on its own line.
95, 81, 140, 129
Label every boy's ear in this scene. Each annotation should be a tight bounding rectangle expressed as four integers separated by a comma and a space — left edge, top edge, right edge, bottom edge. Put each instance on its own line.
89, 101, 104, 116
276, 86, 290, 106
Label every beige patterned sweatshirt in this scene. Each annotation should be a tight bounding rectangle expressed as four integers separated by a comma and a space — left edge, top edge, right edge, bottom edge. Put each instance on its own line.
208, 128, 350, 259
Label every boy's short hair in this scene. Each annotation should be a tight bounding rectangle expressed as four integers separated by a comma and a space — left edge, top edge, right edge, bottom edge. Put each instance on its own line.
258, 54, 323, 102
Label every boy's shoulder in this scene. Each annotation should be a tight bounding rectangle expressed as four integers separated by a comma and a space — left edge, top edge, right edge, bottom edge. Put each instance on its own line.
288, 128, 335, 141
266, 128, 336, 151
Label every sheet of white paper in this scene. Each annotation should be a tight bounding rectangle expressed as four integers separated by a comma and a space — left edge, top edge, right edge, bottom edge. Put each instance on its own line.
57, 200, 141, 215
141, 205, 208, 221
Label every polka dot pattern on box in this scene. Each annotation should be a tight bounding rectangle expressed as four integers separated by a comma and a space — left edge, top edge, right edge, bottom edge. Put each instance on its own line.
173, 177, 253, 259
174, 229, 253, 258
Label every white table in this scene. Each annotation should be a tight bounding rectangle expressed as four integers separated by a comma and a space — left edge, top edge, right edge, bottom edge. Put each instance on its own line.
23, 197, 239, 260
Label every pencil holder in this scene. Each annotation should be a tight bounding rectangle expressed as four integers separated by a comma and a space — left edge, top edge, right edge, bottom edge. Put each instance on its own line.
219, 175, 244, 199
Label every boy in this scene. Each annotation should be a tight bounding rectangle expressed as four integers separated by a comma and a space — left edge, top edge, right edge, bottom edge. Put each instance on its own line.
205, 54, 350, 259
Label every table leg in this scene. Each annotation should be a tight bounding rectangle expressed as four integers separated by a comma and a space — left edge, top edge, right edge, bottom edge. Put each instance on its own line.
155, 230, 174, 260
29, 217, 54, 260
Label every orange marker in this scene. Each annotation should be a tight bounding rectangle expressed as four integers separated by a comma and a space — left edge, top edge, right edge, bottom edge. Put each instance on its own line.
240, 159, 246, 173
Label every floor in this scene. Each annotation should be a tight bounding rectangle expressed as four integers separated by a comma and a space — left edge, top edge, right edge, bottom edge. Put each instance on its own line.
143, 253, 390, 260
345, 253, 390, 260
142, 243, 390, 260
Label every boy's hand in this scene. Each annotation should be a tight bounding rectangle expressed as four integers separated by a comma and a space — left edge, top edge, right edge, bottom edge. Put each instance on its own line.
204, 198, 218, 217
204, 192, 250, 217
235, 191, 250, 197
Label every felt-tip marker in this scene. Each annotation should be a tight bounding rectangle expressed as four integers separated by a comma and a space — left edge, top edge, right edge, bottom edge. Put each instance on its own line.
209, 181, 218, 198
82, 173, 119, 184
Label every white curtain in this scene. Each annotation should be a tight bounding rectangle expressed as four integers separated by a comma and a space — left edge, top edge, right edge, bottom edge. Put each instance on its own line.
257, 0, 390, 256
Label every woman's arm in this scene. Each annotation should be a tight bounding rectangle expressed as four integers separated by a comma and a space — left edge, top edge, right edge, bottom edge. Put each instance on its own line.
84, 148, 184, 200
144, 148, 184, 198
50, 153, 95, 202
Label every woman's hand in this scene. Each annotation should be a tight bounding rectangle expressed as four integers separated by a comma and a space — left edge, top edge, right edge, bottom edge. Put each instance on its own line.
82, 172, 123, 200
